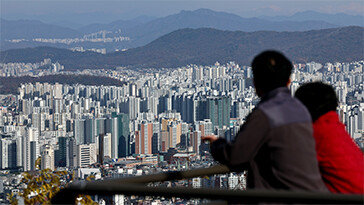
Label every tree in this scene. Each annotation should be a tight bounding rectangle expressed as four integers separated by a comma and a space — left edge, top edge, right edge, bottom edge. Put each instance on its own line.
9, 168, 97, 204
6, 193, 18, 205
21, 169, 67, 204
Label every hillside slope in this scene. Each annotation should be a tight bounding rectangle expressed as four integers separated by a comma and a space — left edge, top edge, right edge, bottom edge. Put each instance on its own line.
1, 26, 363, 69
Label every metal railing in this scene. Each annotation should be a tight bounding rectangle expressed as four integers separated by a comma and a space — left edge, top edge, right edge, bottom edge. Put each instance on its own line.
51, 165, 363, 204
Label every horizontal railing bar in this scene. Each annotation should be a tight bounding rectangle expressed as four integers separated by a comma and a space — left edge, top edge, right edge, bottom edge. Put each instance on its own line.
52, 164, 230, 204
51, 183, 364, 204
74, 164, 230, 187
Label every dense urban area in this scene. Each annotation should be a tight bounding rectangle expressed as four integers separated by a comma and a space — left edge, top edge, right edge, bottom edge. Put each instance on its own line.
0, 57, 363, 204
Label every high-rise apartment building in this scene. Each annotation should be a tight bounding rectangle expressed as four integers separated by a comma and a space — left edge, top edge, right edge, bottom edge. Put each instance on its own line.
74, 119, 85, 145
191, 131, 201, 154
0, 137, 10, 169
103, 133, 112, 158
136, 121, 153, 154
22, 127, 39, 171
198, 97, 231, 128
85, 118, 96, 144
76, 143, 97, 168
41, 144, 54, 170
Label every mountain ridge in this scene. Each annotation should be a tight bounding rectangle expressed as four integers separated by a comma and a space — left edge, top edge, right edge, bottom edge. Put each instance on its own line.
1, 26, 362, 69
1, 9, 340, 51
261, 10, 364, 27
0, 19, 81, 40
122, 8, 339, 47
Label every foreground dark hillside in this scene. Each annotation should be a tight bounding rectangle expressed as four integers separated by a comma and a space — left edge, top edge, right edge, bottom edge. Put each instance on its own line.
0, 75, 125, 94
1, 26, 363, 69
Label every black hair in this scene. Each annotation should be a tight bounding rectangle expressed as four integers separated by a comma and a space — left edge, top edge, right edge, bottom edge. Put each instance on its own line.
251, 50, 292, 93
295, 82, 338, 122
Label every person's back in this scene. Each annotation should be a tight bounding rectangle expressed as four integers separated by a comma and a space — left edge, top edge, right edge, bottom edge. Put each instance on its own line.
295, 82, 364, 193
245, 87, 327, 190
203, 51, 327, 191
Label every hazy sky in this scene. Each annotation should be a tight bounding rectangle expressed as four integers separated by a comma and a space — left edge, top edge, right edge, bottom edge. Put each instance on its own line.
1, 0, 363, 25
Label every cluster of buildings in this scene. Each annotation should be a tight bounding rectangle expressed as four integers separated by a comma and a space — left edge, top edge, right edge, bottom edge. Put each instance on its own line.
0, 59, 362, 204
70, 47, 107, 54
0, 59, 64, 77
6, 30, 130, 46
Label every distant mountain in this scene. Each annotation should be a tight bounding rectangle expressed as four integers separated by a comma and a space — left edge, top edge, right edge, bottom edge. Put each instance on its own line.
2, 26, 362, 69
50, 20, 85, 30
77, 9, 339, 47
0, 19, 81, 40
123, 8, 338, 47
107, 26, 364, 67
261, 11, 364, 27
78, 15, 156, 34
0, 40, 70, 51
1, 9, 339, 51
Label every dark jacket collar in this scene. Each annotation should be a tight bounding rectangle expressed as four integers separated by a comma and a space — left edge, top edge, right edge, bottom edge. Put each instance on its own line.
260, 87, 290, 103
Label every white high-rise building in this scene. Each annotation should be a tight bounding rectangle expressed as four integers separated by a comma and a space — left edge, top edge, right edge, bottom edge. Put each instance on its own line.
22, 127, 39, 171
31, 113, 41, 132
54, 83, 63, 99
16, 136, 23, 168
0, 138, 10, 169
111, 117, 119, 158
76, 143, 97, 168
129, 97, 140, 120
103, 133, 112, 158
41, 144, 54, 170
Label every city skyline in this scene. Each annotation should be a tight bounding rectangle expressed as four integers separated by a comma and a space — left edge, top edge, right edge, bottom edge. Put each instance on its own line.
1, 51, 363, 204
0, 0, 363, 203
1, 59, 362, 171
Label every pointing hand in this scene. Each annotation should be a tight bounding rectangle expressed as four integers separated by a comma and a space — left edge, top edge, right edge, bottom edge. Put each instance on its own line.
201, 135, 218, 143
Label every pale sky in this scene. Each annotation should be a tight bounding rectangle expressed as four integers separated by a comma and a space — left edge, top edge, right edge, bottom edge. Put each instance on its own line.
1, 0, 363, 25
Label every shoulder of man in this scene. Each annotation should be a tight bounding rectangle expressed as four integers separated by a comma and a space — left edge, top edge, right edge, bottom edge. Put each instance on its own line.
256, 93, 312, 128
237, 108, 270, 134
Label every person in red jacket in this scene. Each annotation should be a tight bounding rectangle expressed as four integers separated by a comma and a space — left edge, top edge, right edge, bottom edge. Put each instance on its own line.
295, 82, 364, 194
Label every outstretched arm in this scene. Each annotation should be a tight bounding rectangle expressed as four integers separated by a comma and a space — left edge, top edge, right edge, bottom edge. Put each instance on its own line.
208, 109, 270, 169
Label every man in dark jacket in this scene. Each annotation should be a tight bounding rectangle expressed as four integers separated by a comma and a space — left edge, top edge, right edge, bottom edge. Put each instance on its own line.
202, 51, 327, 191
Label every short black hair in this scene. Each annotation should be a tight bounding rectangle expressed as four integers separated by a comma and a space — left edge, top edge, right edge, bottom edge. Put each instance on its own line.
251, 50, 292, 93
295, 82, 338, 122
